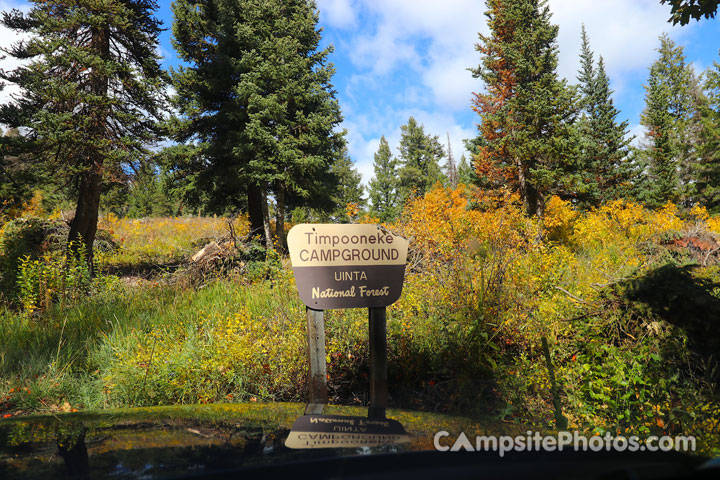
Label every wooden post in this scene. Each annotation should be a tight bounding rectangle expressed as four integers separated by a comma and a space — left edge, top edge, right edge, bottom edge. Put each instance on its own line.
305, 307, 327, 415
368, 307, 387, 418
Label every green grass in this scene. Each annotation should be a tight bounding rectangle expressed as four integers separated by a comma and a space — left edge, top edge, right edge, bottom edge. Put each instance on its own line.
0, 280, 253, 397
0, 272, 374, 412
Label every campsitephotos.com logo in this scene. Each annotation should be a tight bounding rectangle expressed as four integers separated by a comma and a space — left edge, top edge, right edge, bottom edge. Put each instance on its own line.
434, 431, 696, 457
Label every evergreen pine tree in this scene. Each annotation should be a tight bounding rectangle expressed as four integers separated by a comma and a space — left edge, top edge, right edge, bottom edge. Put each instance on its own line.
0, 128, 43, 214
444, 132, 459, 189
170, 0, 344, 246
681, 70, 708, 203
575, 25, 599, 207
368, 136, 400, 222
691, 59, 720, 211
0, 0, 167, 267
575, 26, 633, 208
639, 33, 696, 207
470, 0, 578, 216
397, 117, 445, 202
641, 74, 678, 206
457, 154, 478, 186
329, 147, 365, 222
577, 25, 596, 114
126, 160, 181, 218
593, 58, 633, 200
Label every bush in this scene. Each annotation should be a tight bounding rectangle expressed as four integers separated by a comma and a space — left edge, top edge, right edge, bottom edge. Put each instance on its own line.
16, 241, 120, 315
0, 217, 117, 306
0, 218, 66, 303
390, 186, 720, 450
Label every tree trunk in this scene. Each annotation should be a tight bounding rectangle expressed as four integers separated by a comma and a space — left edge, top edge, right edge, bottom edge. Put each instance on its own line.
68, 166, 102, 273
247, 183, 273, 249
248, 183, 265, 245
526, 181, 542, 218
261, 187, 273, 250
275, 182, 286, 251
534, 189, 545, 219
517, 157, 545, 218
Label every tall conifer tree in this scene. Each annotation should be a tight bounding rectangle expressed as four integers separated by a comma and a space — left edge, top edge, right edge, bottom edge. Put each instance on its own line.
170, 0, 344, 246
691, 59, 720, 211
471, 0, 577, 217
457, 154, 478, 186
444, 132, 459, 189
0, 0, 166, 267
577, 25, 596, 113
329, 147, 364, 222
368, 136, 400, 222
639, 34, 696, 207
575, 26, 632, 208
397, 116, 445, 202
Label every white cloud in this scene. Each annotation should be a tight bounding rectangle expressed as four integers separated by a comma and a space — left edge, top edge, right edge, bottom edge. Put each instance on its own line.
422, 55, 479, 111
343, 0, 486, 107
549, 0, 689, 84
340, 0, 691, 104
349, 22, 423, 75
316, 0, 357, 29
157, 45, 175, 64
628, 123, 647, 148
328, 0, 487, 184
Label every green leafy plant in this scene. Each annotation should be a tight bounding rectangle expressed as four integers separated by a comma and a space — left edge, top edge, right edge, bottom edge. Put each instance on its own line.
17, 241, 118, 315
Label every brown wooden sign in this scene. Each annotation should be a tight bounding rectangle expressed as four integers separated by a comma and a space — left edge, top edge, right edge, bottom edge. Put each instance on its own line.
287, 224, 409, 309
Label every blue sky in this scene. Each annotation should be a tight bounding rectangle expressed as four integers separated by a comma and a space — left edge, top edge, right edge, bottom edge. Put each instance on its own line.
2, 0, 719, 187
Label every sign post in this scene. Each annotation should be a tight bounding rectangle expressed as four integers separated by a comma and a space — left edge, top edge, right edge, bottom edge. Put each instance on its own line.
286, 224, 409, 445
305, 307, 327, 415
368, 307, 387, 418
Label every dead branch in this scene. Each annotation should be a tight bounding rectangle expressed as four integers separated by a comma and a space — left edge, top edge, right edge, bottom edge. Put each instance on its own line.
553, 285, 593, 305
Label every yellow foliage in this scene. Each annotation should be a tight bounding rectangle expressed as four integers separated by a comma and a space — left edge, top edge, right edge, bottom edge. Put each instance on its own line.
399, 184, 530, 264
652, 202, 684, 233
395, 188, 715, 348
544, 196, 578, 229
689, 205, 710, 221
96, 214, 250, 266
573, 200, 683, 251
356, 212, 380, 224
706, 216, 720, 236
345, 202, 359, 220
544, 196, 578, 242
47, 208, 64, 221
10, 191, 46, 219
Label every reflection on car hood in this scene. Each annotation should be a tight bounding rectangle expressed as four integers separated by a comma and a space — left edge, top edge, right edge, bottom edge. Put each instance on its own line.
0, 403, 714, 479
0, 402, 490, 478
